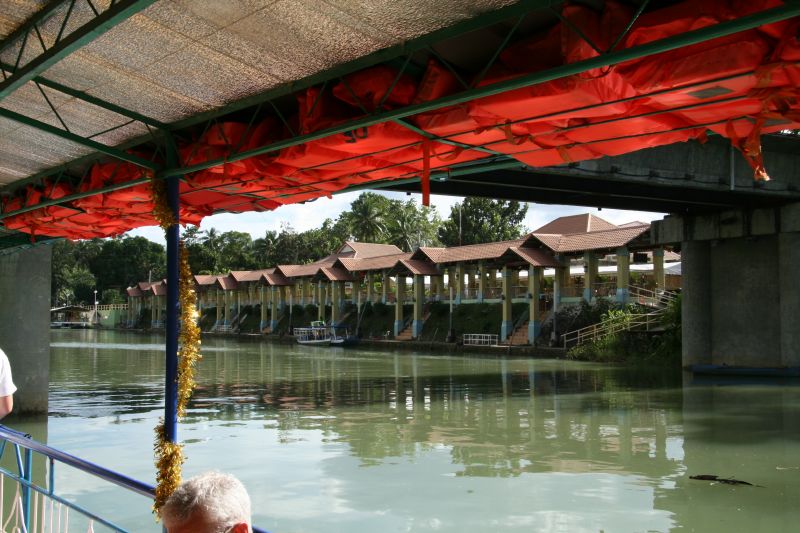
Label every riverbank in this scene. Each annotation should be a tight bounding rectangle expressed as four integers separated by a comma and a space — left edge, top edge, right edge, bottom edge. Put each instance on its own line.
121, 327, 566, 358
216, 331, 566, 358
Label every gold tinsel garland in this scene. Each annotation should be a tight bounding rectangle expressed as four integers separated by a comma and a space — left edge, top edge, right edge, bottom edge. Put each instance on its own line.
150, 176, 203, 515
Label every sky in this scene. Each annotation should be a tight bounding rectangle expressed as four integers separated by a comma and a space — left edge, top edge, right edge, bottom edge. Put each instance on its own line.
127, 190, 665, 245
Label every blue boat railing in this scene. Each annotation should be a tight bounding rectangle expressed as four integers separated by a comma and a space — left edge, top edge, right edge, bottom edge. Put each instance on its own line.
0, 425, 269, 533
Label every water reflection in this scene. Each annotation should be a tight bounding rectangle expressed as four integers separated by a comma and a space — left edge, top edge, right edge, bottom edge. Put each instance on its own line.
33, 330, 800, 532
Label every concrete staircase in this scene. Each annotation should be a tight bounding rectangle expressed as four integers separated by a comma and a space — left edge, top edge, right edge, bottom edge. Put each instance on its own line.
394, 312, 430, 341
504, 320, 530, 345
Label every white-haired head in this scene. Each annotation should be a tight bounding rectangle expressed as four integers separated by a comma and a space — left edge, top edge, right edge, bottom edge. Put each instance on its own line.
162, 471, 252, 533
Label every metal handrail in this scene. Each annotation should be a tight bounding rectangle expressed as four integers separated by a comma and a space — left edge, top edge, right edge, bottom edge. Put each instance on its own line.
0, 425, 270, 533
463, 333, 499, 346
628, 285, 678, 307
562, 309, 665, 348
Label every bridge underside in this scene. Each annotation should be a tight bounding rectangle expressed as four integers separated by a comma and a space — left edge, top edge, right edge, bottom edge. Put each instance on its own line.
381, 134, 800, 213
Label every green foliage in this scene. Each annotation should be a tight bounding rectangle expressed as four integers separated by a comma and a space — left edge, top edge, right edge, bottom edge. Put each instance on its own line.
567, 296, 682, 364
101, 289, 125, 304
438, 197, 528, 246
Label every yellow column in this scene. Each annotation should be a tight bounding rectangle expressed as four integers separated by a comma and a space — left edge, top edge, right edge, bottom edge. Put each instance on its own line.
224, 290, 231, 326
654, 248, 665, 291
394, 275, 405, 337
529, 265, 542, 344
260, 285, 267, 330
455, 263, 464, 303
501, 266, 512, 340
215, 289, 223, 325
412, 274, 424, 338
365, 273, 373, 303
584, 252, 598, 303
478, 262, 486, 302
616, 247, 630, 303
331, 281, 341, 324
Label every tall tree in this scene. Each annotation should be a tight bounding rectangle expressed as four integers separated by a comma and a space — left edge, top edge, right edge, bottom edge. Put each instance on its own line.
342, 192, 388, 242
385, 199, 442, 251
438, 197, 528, 246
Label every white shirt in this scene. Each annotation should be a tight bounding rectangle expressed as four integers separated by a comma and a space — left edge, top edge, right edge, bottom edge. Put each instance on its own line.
0, 347, 17, 397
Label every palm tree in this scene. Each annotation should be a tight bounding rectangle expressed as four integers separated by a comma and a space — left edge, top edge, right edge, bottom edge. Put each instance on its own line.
387, 204, 416, 251
347, 194, 387, 242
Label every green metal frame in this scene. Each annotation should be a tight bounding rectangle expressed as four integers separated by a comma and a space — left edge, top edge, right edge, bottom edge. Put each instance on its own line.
161, 2, 800, 177
0, 0, 157, 102
0, 64, 167, 129
0, 107, 157, 170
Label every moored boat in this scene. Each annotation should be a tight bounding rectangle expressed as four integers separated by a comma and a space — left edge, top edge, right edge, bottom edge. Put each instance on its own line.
294, 321, 331, 345
330, 326, 360, 347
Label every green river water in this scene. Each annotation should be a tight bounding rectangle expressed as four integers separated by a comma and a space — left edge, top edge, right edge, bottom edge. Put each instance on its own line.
6, 329, 800, 532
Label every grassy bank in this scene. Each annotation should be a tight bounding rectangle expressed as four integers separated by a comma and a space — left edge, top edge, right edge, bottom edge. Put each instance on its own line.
566, 296, 681, 364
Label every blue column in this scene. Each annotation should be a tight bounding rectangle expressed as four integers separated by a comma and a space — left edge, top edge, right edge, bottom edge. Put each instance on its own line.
164, 150, 180, 445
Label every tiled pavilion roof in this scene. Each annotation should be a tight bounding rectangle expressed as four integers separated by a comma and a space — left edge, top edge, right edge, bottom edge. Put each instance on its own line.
336, 253, 411, 273
532, 214, 618, 235
526, 224, 651, 253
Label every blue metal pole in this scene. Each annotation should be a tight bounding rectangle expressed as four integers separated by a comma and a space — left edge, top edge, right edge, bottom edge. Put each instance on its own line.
23, 447, 32, 531
164, 143, 180, 444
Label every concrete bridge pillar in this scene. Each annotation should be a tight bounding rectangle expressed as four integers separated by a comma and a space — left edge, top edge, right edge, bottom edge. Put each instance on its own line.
779, 232, 800, 367
681, 240, 712, 366
0, 246, 50, 414
653, 205, 800, 370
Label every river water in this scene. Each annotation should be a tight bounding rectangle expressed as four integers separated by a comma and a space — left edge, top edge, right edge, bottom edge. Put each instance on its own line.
11, 329, 800, 532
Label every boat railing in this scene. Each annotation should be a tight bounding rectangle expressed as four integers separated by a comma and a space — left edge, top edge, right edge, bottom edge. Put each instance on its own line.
294, 325, 331, 341
0, 425, 270, 533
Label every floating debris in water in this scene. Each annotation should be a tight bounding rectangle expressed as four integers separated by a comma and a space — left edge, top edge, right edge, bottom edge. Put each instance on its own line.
690, 475, 763, 487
